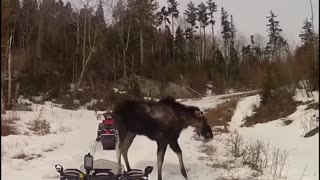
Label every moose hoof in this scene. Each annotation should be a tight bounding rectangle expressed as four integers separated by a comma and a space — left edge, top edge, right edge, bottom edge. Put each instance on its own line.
181, 168, 188, 179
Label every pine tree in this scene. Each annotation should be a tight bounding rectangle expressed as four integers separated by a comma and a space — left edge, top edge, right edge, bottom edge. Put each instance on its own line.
167, 0, 179, 62
95, 0, 105, 26
197, 2, 209, 62
266, 10, 288, 62
185, 2, 197, 29
128, 0, 158, 70
220, 7, 231, 83
206, 0, 217, 49
184, 2, 198, 62
230, 15, 236, 47
220, 7, 231, 57
299, 18, 314, 46
21, 0, 38, 52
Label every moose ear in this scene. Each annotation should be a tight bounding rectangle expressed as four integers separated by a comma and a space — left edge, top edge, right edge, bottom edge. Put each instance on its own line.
195, 110, 204, 117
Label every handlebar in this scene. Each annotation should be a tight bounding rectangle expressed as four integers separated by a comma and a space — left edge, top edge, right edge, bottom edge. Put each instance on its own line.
57, 167, 153, 180
55, 153, 153, 180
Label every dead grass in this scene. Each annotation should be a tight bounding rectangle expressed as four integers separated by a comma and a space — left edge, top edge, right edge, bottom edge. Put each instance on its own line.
12, 152, 28, 159
208, 162, 229, 170
200, 144, 217, 156
1, 112, 20, 136
1, 121, 18, 136
225, 131, 288, 179
12, 152, 42, 161
205, 98, 240, 127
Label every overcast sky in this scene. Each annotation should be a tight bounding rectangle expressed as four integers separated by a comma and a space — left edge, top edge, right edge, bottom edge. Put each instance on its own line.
66, 0, 319, 45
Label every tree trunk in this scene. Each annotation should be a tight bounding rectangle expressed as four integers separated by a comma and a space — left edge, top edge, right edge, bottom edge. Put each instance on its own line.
203, 27, 206, 62
89, 71, 95, 93
159, 46, 162, 65
140, 26, 144, 71
76, 15, 80, 54
36, 16, 44, 62
309, 0, 317, 68
72, 48, 95, 98
151, 42, 154, 56
211, 24, 215, 82
73, 66, 86, 98
131, 54, 134, 74
1, 88, 5, 114
7, 33, 13, 107
211, 23, 215, 51
82, 11, 87, 68
199, 24, 202, 63
172, 15, 175, 63
122, 48, 127, 78
113, 52, 116, 82
14, 82, 20, 105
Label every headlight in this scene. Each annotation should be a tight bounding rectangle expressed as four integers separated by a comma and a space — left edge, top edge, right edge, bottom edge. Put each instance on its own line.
97, 114, 105, 121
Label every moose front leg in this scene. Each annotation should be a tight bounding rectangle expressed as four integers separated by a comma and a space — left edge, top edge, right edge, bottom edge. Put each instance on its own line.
157, 142, 168, 180
169, 140, 188, 179
122, 132, 136, 171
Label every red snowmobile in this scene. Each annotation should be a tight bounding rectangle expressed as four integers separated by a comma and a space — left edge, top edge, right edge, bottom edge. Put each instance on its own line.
96, 112, 118, 150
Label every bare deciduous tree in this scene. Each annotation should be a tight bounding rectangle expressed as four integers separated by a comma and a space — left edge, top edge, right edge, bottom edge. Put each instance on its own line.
70, 0, 101, 98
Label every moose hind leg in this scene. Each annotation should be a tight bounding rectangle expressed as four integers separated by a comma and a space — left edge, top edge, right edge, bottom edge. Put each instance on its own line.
116, 137, 122, 164
121, 132, 136, 171
157, 142, 168, 180
169, 141, 188, 179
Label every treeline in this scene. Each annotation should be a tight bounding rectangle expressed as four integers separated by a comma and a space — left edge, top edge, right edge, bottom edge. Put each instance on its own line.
1, 0, 319, 107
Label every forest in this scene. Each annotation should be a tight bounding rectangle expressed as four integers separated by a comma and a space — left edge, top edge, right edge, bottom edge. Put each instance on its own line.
1, 0, 319, 109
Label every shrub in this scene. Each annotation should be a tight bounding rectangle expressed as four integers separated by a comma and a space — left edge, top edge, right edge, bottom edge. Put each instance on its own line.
28, 119, 51, 136
1, 120, 18, 136
245, 88, 297, 127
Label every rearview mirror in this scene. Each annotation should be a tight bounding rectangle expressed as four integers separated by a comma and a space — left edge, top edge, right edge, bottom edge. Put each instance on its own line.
55, 164, 64, 175
144, 166, 153, 176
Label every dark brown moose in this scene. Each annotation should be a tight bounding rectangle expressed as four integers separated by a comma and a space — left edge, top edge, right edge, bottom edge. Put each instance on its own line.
112, 96, 213, 180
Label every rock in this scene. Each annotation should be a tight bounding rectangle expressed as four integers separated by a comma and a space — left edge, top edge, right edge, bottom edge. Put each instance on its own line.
163, 82, 193, 98
304, 127, 319, 138
135, 78, 161, 97
30, 96, 45, 104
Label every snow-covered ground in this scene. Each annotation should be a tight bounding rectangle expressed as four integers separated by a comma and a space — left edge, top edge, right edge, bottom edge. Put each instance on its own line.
1, 90, 319, 180
228, 92, 319, 180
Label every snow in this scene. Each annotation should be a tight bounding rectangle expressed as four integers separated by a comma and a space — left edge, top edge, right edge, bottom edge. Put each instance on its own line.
228, 91, 319, 180
1, 90, 318, 180
294, 89, 319, 103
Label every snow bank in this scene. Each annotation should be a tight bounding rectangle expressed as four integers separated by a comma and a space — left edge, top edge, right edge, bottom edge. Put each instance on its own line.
229, 92, 319, 180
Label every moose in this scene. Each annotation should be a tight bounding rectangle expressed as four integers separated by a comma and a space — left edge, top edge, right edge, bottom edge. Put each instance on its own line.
112, 96, 213, 180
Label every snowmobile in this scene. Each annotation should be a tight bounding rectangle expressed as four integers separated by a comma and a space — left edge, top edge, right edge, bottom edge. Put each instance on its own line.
96, 112, 118, 150
55, 153, 153, 180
